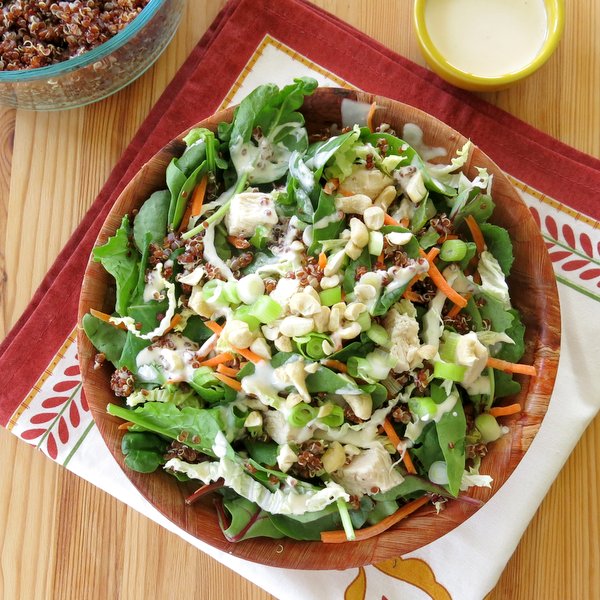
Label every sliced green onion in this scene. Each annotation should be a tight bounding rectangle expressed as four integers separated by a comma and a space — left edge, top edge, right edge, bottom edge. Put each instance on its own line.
408, 396, 437, 419
318, 404, 345, 427
347, 349, 395, 382
336, 498, 356, 541
433, 360, 467, 382
458, 242, 478, 270
485, 366, 495, 410
288, 403, 317, 428
356, 310, 372, 331
319, 286, 342, 306
439, 332, 461, 362
222, 281, 240, 304
475, 413, 502, 442
233, 305, 261, 331
368, 231, 384, 256
249, 295, 283, 324
366, 324, 389, 346
202, 280, 222, 303
439, 239, 468, 262
293, 333, 332, 360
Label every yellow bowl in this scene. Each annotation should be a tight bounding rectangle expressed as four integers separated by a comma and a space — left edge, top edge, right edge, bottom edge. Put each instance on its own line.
413, 0, 565, 92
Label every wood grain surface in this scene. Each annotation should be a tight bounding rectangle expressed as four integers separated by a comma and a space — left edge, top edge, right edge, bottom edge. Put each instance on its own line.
0, 0, 598, 598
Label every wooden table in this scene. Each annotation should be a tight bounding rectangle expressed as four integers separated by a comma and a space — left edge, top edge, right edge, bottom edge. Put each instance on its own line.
0, 1, 598, 598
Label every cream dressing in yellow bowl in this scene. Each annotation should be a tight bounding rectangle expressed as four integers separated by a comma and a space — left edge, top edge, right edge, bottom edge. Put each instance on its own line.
414, 0, 564, 91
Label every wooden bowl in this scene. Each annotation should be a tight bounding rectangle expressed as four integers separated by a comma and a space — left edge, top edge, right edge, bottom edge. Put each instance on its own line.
77, 88, 560, 569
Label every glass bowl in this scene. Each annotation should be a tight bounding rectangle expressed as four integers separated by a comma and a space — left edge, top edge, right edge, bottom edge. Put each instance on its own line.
0, 0, 184, 111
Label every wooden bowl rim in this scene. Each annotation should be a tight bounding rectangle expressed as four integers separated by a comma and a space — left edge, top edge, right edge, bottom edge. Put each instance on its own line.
77, 87, 561, 569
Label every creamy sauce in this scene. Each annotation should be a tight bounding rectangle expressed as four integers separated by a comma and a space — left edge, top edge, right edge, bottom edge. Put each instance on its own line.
340, 98, 372, 129
425, 0, 548, 77
405, 390, 459, 442
314, 210, 343, 230
386, 259, 429, 293
229, 121, 304, 184
136, 334, 199, 383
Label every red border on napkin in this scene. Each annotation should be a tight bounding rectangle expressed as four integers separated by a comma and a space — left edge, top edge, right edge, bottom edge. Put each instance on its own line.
1, 0, 599, 426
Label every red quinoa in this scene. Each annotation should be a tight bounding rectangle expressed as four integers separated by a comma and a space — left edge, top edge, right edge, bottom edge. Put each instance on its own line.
0, 1, 149, 71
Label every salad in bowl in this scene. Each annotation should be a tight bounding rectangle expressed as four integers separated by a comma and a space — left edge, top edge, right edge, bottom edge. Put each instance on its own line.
80, 79, 551, 553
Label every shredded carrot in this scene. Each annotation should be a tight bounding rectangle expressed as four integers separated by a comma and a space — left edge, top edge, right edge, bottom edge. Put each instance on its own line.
403, 290, 421, 303
204, 321, 223, 335
227, 235, 251, 249
399, 217, 410, 228
202, 322, 262, 364
419, 248, 468, 308
321, 495, 429, 543
214, 372, 242, 391
178, 175, 208, 233
216, 364, 239, 377
402, 273, 421, 300
338, 187, 355, 197
383, 213, 401, 227
366, 101, 377, 132
322, 359, 348, 373
383, 418, 416, 474
232, 346, 264, 364
197, 352, 234, 368
117, 421, 133, 430
465, 215, 486, 254
425, 246, 440, 263
447, 293, 471, 319
486, 357, 537, 376
318, 252, 327, 270
376, 251, 385, 268
163, 313, 182, 335
488, 403, 522, 418
90, 308, 127, 330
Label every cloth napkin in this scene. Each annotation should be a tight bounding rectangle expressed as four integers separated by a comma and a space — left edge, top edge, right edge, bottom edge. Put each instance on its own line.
1, 0, 599, 598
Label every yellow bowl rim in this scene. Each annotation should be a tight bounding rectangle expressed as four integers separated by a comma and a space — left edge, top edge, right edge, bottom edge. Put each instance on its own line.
413, 0, 565, 90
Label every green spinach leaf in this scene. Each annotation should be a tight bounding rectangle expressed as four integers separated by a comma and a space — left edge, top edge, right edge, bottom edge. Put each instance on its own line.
81, 313, 127, 366
122, 431, 168, 473
92, 215, 139, 316
133, 190, 170, 252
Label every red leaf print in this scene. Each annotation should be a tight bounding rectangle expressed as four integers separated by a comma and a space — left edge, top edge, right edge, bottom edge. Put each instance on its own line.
30, 412, 57, 425
549, 250, 571, 262
46, 433, 58, 460
529, 205, 541, 226
58, 416, 69, 444
53, 380, 79, 392
21, 428, 46, 440
42, 396, 69, 409
64, 365, 80, 377
562, 259, 589, 271
70, 401, 80, 427
545, 241, 555, 250
580, 233, 594, 258
562, 224, 576, 248
80, 389, 89, 411
579, 268, 600, 280
545, 215, 558, 239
